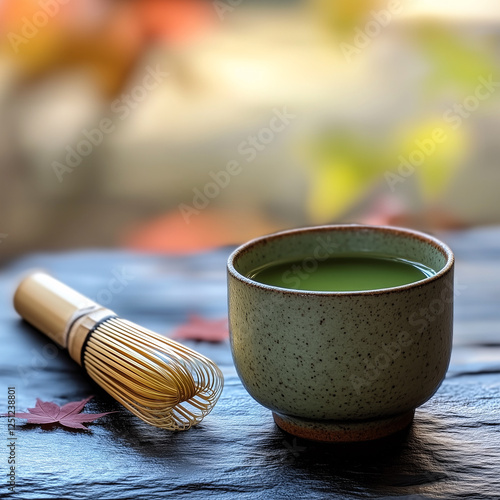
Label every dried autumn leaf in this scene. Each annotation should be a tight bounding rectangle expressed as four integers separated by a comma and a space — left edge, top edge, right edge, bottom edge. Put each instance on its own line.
170, 314, 229, 342
10, 397, 114, 430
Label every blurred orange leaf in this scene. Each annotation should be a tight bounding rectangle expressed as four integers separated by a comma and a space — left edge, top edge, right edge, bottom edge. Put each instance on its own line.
124, 209, 278, 254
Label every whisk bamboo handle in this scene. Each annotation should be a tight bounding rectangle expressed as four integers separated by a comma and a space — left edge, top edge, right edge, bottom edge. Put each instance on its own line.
14, 272, 116, 365
13, 272, 224, 430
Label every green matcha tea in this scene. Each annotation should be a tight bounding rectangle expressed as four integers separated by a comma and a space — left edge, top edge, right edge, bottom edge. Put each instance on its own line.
248, 253, 436, 292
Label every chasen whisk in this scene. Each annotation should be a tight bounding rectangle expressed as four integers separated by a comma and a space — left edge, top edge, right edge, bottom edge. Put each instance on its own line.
14, 272, 224, 430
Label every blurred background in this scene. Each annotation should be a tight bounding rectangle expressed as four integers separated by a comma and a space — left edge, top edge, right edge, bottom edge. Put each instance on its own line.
1, 0, 499, 263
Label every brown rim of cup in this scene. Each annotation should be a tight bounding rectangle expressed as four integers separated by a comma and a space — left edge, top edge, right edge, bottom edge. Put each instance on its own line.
227, 224, 455, 297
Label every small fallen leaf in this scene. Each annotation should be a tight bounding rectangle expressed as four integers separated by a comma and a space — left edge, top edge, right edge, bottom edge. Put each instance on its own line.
7, 397, 114, 430
170, 314, 229, 342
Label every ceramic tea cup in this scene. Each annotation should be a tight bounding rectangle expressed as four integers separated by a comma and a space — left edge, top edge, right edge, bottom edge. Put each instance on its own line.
227, 225, 454, 442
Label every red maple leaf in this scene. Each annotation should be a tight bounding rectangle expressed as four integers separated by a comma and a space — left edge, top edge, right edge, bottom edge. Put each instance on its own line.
170, 314, 229, 342
10, 397, 114, 430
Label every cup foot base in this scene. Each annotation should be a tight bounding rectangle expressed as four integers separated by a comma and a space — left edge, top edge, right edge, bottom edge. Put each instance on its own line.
272, 410, 415, 443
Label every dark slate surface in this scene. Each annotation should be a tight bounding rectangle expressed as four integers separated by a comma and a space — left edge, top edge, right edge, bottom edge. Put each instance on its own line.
0, 227, 499, 500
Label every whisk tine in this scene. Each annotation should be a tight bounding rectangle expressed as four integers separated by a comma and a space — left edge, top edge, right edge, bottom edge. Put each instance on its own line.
81, 318, 223, 430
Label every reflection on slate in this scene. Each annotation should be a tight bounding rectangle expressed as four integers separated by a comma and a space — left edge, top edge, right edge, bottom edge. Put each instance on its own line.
1, 228, 500, 499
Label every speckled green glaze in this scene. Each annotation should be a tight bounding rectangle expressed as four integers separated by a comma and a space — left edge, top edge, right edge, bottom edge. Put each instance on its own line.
227, 225, 454, 441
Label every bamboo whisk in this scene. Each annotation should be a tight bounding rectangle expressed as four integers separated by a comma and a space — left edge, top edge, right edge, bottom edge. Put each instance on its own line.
14, 272, 224, 430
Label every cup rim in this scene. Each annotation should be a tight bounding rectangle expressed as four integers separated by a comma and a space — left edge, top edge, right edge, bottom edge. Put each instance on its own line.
227, 224, 455, 296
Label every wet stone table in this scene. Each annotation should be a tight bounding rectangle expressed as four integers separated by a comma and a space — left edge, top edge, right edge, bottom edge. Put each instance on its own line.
0, 226, 499, 500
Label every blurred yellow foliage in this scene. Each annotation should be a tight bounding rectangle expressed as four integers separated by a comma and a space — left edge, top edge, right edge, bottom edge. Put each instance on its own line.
415, 24, 500, 96
309, 0, 385, 39
303, 20, 496, 223
308, 163, 362, 224
305, 115, 470, 222
399, 119, 468, 202
305, 131, 395, 223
